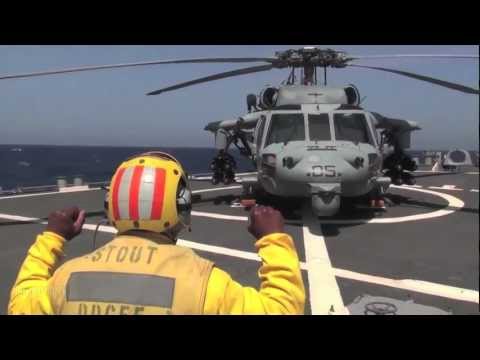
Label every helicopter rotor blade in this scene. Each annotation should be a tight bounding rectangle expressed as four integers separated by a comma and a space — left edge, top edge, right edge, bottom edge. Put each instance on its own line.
0, 57, 277, 81
350, 54, 479, 60
146, 64, 274, 95
348, 64, 480, 95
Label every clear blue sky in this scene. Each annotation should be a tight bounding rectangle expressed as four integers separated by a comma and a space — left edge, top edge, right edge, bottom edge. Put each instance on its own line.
0, 45, 478, 149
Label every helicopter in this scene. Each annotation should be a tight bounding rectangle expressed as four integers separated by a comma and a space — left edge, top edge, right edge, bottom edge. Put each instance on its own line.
0, 46, 478, 216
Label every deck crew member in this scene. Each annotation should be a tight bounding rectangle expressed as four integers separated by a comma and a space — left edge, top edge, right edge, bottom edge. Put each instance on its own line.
8, 151, 305, 315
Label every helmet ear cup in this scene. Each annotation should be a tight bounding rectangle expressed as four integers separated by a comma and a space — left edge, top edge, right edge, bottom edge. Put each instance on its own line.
176, 180, 192, 228
104, 190, 109, 219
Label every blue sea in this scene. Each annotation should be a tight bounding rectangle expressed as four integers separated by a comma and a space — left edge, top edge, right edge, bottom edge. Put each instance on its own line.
0, 145, 255, 190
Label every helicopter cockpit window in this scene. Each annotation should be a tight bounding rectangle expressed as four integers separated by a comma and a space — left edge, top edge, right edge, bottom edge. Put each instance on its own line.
256, 116, 266, 150
308, 114, 331, 141
333, 113, 372, 144
265, 113, 305, 146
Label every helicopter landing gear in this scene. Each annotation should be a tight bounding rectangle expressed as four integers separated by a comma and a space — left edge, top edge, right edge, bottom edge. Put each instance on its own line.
240, 199, 257, 209
385, 169, 416, 186
401, 171, 416, 186
211, 170, 235, 185
210, 150, 237, 186
211, 175, 220, 185
383, 152, 417, 187
228, 184, 257, 210
368, 185, 386, 211
369, 196, 386, 210
369, 198, 385, 209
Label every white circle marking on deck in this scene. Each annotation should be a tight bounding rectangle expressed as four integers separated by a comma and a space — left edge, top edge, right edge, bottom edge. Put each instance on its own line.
191, 185, 465, 225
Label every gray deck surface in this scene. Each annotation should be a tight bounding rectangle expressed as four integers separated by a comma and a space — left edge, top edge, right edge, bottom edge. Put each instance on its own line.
0, 168, 478, 315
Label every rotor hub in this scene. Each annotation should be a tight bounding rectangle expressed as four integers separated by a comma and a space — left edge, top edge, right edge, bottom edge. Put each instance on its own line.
274, 47, 351, 68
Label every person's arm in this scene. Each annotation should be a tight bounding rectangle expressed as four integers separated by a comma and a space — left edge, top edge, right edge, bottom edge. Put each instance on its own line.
8, 232, 66, 315
8, 207, 85, 315
203, 206, 305, 315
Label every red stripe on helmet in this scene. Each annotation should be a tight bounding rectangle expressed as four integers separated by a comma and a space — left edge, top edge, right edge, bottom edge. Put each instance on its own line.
111, 167, 126, 221
151, 168, 166, 220
128, 166, 144, 220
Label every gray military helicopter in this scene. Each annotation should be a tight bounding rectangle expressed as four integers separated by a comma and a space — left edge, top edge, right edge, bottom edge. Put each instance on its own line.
1, 46, 478, 216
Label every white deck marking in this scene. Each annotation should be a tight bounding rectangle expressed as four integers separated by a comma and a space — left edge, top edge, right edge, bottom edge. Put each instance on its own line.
0, 212, 262, 262
82, 223, 116, 233
191, 173, 257, 181
414, 170, 453, 173
191, 211, 248, 222
177, 239, 261, 262
428, 185, 463, 191
0, 213, 47, 223
235, 172, 258, 176
59, 185, 90, 192
192, 185, 241, 194
1, 212, 478, 305
191, 186, 465, 225
317, 186, 465, 224
470, 189, 479, 192
191, 210, 304, 225
333, 269, 479, 304
413, 171, 478, 175
83, 222, 263, 261
303, 211, 349, 315
230, 202, 244, 208
0, 188, 101, 200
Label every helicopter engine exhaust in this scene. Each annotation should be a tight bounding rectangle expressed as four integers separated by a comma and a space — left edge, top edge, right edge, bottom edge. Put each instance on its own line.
258, 87, 278, 109
344, 84, 361, 106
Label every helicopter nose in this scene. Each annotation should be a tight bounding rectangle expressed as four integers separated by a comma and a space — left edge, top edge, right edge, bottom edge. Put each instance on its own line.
276, 149, 369, 184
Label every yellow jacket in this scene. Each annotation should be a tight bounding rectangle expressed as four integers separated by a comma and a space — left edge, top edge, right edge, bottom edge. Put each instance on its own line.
8, 231, 305, 315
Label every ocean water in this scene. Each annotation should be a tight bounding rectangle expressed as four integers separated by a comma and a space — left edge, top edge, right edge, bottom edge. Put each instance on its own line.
0, 145, 254, 190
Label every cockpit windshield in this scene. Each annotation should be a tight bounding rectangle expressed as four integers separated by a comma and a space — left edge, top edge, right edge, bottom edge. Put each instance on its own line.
265, 113, 305, 146
333, 113, 371, 144
308, 114, 331, 141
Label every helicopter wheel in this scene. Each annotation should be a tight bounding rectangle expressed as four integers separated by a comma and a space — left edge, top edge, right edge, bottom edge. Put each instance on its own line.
211, 173, 222, 185
366, 188, 387, 212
